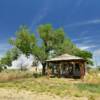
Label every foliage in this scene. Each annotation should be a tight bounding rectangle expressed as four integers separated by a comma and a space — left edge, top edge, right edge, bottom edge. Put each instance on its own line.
37, 24, 93, 74
37, 24, 80, 59
0, 51, 12, 66
38, 24, 64, 56
9, 25, 36, 56
0, 48, 21, 67
0, 24, 93, 70
75, 49, 93, 65
55, 38, 78, 55
32, 45, 47, 63
37, 24, 93, 59
0, 63, 6, 72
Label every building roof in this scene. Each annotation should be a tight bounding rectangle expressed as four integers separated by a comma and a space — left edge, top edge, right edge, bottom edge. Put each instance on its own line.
46, 54, 85, 62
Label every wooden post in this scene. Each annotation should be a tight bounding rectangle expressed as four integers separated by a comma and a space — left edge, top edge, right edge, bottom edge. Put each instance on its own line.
42, 62, 46, 75
47, 62, 53, 79
84, 62, 86, 76
80, 62, 84, 80
73, 62, 75, 77
47, 63, 50, 78
58, 63, 62, 78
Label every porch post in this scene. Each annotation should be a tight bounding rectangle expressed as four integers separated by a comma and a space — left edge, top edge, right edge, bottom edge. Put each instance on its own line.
47, 62, 51, 78
80, 62, 85, 79
82, 62, 86, 77
58, 63, 62, 78
73, 62, 76, 77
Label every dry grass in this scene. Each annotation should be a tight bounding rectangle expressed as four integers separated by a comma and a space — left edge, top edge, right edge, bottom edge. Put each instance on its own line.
0, 88, 88, 100
0, 70, 100, 100
84, 70, 100, 84
0, 70, 33, 82
0, 77, 100, 99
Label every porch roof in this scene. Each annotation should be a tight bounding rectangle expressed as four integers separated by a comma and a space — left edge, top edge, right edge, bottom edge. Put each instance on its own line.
46, 54, 85, 62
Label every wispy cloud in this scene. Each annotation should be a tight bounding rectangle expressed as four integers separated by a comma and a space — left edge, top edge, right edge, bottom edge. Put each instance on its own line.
30, 0, 51, 30
75, 35, 98, 51
72, 35, 100, 43
77, 44, 96, 50
72, 36, 91, 42
65, 19, 100, 28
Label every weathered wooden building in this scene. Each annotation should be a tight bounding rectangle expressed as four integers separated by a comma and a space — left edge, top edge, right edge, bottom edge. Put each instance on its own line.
46, 54, 86, 79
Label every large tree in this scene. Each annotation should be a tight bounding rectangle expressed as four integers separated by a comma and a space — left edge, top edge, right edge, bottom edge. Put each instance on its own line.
36, 24, 93, 74
37, 24, 75, 56
7, 24, 93, 74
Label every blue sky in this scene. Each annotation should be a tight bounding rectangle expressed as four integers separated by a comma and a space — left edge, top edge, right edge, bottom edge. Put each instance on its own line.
0, 0, 100, 66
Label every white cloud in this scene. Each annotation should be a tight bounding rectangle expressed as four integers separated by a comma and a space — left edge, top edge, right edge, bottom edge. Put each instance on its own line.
74, 36, 96, 50
77, 45, 96, 50
72, 36, 91, 42
65, 19, 100, 28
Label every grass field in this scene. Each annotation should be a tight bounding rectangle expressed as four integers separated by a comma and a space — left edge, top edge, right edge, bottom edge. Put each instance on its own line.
0, 70, 100, 100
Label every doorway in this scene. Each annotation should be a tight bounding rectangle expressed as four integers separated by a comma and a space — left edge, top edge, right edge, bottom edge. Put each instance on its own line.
74, 63, 80, 78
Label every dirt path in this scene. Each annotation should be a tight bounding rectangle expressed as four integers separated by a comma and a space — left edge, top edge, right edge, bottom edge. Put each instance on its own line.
0, 88, 88, 100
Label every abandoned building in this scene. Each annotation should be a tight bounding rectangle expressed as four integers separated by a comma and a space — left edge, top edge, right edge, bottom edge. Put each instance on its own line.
46, 54, 86, 79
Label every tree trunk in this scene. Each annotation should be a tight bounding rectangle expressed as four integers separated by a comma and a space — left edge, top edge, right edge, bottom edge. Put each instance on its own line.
42, 62, 46, 75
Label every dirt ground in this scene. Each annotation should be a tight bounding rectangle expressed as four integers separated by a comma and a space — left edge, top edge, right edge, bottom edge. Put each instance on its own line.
0, 88, 88, 100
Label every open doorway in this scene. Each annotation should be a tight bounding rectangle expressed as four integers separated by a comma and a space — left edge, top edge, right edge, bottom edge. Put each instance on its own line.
61, 63, 74, 78
74, 63, 80, 78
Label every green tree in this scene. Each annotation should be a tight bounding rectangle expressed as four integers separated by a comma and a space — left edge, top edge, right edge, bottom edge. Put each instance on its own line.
38, 24, 65, 54
0, 51, 13, 66
0, 48, 21, 67
97, 66, 100, 71
8, 24, 93, 74
0, 60, 6, 72
37, 24, 93, 74
9, 25, 36, 56
75, 49, 93, 65
37, 24, 80, 74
